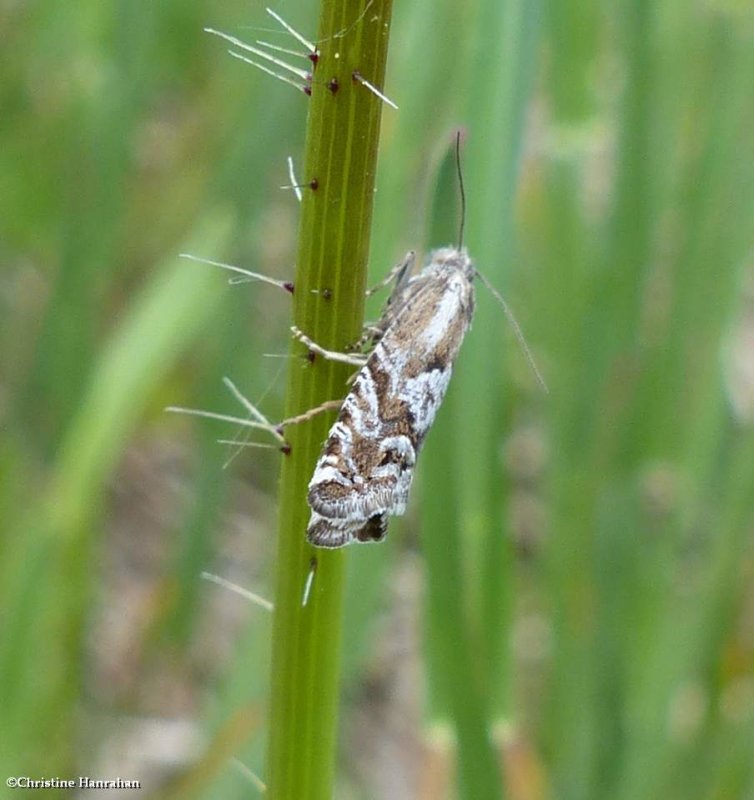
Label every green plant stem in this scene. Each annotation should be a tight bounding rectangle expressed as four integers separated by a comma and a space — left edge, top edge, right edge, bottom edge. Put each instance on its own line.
265, 2, 394, 798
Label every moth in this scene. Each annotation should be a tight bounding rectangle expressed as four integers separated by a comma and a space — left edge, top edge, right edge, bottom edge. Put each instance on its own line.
301, 246, 477, 548
171, 139, 543, 550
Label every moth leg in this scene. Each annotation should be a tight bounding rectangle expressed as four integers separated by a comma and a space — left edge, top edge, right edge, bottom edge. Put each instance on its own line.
291, 326, 369, 367
223, 376, 342, 432
298, 252, 416, 360
347, 322, 383, 353
278, 399, 343, 428
366, 250, 415, 297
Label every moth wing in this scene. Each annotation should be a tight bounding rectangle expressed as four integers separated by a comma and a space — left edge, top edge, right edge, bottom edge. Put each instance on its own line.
306, 419, 369, 518
308, 430, 416, 520
358, 434, 416, 516
306, 513, 359, 548
378, 269, 439, 336
306, 512, 387, 548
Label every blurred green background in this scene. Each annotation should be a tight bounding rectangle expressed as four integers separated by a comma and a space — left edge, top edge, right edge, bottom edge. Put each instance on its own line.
2, 0, 754, 798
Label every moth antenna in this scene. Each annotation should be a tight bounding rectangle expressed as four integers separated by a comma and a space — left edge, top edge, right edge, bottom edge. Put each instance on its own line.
230, 757, 268, 792
302, 558, 318, 607
454, 130, 466, 250
201, 571, 274, 612
352, 71, 398, 110
266, 7, 316, 54
180, 253, 294, 294
476, 270, 549, 394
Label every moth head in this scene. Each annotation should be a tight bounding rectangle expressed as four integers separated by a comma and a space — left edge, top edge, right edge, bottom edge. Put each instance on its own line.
427, 247, 475, 281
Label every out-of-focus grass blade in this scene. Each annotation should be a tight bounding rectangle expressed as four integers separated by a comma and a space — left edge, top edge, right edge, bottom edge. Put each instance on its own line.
0, 216, 232, 775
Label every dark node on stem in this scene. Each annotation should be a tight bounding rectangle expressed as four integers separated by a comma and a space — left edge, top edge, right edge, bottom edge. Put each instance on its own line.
306, 350, 317, 364
309, 51, 319, 67
303, 85, 312, 97
283, 281, 295, 294
320, 287, 332, 300
327, 77, 339, 94
309, 177, 319, 191
349, 69, 398, 109
280, 442, 292, 456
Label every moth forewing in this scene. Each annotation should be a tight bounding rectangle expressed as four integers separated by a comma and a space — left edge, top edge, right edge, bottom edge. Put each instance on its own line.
305, 247, 476, 548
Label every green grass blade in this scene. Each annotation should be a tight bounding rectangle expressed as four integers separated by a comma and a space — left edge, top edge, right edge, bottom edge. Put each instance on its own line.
265, 2, 395, 797
0, 219, 230, 775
